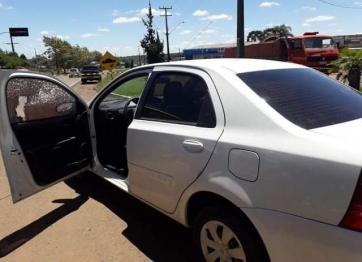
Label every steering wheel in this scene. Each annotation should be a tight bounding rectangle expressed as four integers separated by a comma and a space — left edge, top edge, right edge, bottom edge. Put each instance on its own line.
124, 97, 139, 121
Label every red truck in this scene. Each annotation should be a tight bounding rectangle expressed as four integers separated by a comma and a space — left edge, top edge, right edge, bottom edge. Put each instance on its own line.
225, 32, 339, 74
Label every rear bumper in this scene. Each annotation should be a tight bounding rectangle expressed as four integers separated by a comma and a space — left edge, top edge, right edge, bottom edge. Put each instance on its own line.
243, 208, 362, 262
81, 75, 101, 80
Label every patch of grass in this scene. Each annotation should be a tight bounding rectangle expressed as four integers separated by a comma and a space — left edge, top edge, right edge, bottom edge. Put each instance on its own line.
112, 76, 148, 97
95, 69, 128, 91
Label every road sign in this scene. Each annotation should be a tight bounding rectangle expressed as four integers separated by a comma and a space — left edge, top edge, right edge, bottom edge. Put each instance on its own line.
99, 51, 119, 71
9, 28, 29, 37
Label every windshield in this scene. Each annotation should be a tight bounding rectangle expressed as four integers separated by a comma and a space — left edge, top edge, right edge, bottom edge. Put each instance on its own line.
238, 68, 362, 129
304, 37, 336, 50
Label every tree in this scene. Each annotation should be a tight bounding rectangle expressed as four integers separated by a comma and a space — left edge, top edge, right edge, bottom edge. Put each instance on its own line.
331, 48, 362, 90
247, 30, 265, 42
140, 1, 164, 64
247, 24, 293, 42
264, 24, 293, 38
43, 36, 72, 74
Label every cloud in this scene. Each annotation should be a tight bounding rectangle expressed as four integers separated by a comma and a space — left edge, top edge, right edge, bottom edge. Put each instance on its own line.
259, 2, 280, 7
0, 3, 2, 8
354, 2, 362, 6
113, 17, 141, 24
41, 30, 50, 35
203, 29, 216, 34
295, 6, 316, 12
5, 6, 13, 10
137, 8, 164, 16
80, 33, 96, 38
180, 30, 192, 35
302, 23, 311, 27
200, 14, 232, 21
98, 28, 110, 32
245, 28, 251, 31
305, 15, 335, 22
57, 35, 70, 40
193, 10, 209, 17
111, 9, 120, 16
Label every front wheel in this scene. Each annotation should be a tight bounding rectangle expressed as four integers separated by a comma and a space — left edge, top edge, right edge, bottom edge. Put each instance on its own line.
193, 207, 269, 262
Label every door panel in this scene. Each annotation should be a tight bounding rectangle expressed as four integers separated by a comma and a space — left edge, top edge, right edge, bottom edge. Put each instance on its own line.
127, 68, 224, 213
0, 74, 91, 203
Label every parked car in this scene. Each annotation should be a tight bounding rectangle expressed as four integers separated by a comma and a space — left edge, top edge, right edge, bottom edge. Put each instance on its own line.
1, 59, 362, 262
68, 68, 81, 78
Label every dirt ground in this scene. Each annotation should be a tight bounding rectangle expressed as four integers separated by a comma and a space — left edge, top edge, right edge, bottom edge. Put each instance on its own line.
0, 80, 199, 262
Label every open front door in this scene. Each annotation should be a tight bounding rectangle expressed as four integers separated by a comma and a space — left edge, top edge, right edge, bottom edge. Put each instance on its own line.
0, 71, 92, 203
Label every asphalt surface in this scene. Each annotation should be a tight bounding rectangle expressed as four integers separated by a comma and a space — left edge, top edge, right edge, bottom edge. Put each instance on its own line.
0, 75, 199, 262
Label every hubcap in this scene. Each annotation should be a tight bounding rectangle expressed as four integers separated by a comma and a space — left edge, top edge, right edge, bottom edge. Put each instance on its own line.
200, 221, 246, 262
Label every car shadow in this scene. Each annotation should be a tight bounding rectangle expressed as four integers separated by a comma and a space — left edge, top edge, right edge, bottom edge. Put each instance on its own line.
64, 172, 200, 262
0, 195, 89, 258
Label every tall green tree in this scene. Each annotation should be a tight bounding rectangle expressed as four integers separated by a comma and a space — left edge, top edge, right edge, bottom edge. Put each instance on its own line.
331, 48, 362, 90
140, 1, 164, 64
43, 36, 72, 74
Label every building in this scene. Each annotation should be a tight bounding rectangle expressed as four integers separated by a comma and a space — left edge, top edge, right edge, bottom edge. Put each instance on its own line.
183, 43, 237, 60
333, 34, 362, 49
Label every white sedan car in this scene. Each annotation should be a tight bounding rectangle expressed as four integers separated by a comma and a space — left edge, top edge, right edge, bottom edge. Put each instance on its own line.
1, 59, 362, 262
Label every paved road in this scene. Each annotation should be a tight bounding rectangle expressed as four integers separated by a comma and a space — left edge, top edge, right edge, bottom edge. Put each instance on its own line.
0, 80, 199, 262
55, 75, 81, 87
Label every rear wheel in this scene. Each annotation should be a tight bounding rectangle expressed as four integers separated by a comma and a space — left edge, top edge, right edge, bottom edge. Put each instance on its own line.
193, 206, 269, 262
81, 80, 87, 84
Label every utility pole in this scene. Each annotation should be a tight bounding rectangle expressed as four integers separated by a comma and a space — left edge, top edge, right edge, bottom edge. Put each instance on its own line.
160, 6, 172, 62
237, 0, 245, 58
34, 48, 38, 71
138, 46, 141, 65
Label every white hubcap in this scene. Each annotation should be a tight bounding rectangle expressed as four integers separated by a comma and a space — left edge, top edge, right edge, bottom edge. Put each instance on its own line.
200, 220, 246, 262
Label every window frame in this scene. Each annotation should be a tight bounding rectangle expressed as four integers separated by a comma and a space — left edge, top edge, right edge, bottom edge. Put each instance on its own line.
135, 70, 217, 128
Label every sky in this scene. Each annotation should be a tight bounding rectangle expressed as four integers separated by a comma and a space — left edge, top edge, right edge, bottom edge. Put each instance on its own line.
1, 0, 362, 59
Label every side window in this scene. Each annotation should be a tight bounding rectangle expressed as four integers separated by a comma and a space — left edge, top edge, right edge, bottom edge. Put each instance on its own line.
292, 40, 302, 50
103, 75, 148, 101
7, 78, 76, 123
140, 72, 216, 127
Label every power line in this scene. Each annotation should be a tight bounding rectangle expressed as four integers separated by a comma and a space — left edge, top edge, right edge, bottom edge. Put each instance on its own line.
317, 0, 362, 9
184, 21, 213, 50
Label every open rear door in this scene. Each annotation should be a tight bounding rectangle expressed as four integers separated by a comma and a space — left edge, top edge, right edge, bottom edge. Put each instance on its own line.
0, 71, 92, 203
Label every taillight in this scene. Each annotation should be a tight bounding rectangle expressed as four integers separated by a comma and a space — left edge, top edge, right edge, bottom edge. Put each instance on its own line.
339, 175, 362, 232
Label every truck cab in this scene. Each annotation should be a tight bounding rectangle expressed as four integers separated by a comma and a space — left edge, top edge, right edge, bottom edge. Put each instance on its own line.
290, 32, 339, 74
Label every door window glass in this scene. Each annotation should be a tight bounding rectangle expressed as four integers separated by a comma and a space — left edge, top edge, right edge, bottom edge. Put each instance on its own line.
292, 40, 302, 50
103, 75, 148, 102
7, 78, 76, 123
140, 73, 216, 127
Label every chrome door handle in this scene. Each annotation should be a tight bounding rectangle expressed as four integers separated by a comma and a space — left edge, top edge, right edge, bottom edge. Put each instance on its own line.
183, 140, 204, 153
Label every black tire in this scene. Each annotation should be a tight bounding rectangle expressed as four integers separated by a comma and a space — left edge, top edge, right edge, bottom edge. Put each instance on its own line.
81, 80, 87, 85
193, 206, 269, 262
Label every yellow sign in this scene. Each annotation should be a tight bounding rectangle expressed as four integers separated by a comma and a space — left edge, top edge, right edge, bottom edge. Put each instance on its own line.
99, 51, 119, 71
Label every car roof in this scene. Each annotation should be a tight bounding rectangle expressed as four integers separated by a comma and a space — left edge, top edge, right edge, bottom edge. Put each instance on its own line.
147, 58, 306, 74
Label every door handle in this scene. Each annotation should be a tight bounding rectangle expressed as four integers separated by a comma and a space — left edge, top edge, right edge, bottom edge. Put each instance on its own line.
183, 140, 204, 153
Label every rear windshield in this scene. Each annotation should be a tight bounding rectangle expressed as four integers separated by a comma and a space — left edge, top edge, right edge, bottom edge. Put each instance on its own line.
82, 66, 99, 71
238, 68, 362, 129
